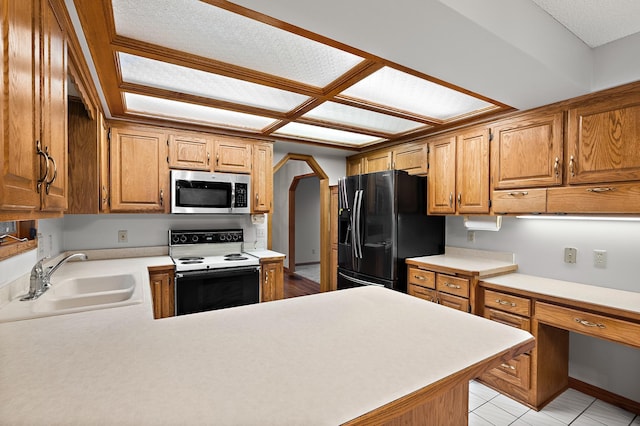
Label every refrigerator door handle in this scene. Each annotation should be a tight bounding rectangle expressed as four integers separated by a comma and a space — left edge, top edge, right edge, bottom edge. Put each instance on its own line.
351, 190, 359, 259
339, 272, 385, 287
355, 190, 363, 259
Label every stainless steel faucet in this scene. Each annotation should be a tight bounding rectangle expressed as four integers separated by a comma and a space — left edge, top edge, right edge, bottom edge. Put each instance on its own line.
20, 253, 88, 301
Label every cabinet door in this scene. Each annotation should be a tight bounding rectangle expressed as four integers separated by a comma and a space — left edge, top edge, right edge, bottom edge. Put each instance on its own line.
99, 114, 110, 212
261, 260, 283, 302
168, 134, 211, 171
456, 127, 490, 214
149, 267, 175, 319
39, 0, 67, 212
110, 127, 168, 212
427, 135, 456, 214
393, 141, 428, 175
567, 95, 640, 184
346, 158, 363, 176
252, 142, 272, 213
0, 1, 41, 213
67, 99, 99, 214
213, 137, 251, 173
492, 112, 563, 189
363, 150, 392, 173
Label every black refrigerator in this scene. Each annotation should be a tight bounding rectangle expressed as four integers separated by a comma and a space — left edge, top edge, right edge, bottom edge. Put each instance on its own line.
337, 170, 445, 292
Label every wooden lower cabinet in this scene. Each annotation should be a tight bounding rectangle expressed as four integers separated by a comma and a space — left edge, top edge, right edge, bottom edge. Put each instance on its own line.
406, 265, 471, 313
478, 285, 569, 409
330, 185, 338, 291
261, 257, 284, 302
148, 266, 175, 319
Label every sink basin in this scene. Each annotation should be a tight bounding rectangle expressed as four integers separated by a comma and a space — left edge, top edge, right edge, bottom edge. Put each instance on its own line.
48, 274, 136, 297
0, 272, 143, 323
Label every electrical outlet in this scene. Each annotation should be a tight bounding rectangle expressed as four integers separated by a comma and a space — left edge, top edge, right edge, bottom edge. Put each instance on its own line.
118, 230, 128, 243
467, 231, 475, 242
564, 247, 577, 264
312, 249, 316, 254
593, 249, 607, 268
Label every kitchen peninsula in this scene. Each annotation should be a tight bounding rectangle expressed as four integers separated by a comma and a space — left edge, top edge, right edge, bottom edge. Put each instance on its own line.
0, 258, 533, 425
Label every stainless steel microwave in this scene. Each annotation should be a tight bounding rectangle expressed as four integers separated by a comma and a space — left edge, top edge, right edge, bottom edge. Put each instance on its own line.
170, 170, 251, 214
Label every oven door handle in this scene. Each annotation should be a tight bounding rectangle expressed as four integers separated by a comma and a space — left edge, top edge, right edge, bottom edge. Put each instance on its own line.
176, 266, 260, 279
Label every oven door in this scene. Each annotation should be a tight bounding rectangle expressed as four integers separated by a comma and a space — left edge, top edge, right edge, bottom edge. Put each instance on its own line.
175, 266, 260, 315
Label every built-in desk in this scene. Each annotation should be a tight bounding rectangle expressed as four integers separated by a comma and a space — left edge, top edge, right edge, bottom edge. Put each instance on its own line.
479, 273, 640, 414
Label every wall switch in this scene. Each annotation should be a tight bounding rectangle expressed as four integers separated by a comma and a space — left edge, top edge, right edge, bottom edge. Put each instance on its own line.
564, 247, 577, 264
467, 231, 475, 242
256, 228, 265, 238
118, 230, 128, 243
593, 249, 607, 268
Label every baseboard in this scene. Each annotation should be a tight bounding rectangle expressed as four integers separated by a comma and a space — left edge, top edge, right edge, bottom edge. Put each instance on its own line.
569, 377, 640, 415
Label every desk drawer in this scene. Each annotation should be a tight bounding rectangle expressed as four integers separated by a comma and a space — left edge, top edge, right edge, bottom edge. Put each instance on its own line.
408, 283, 437, 303
436, 274, 469, 298
486, 353, 531, 390
408, 267, 435, 289
536, 302, 640, 348
484, 308, 531, 332
484, 289, 531, 317
439, 292, 470, 312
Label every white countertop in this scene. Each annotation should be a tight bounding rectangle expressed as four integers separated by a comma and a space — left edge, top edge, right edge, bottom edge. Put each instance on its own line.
481, 273, 640, 317
0, 257, 532, 425
407, 247, 517, 277
245, 249, 286, 260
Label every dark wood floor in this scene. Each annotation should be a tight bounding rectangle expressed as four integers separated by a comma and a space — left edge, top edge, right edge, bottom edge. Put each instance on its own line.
283, 268, 321, 299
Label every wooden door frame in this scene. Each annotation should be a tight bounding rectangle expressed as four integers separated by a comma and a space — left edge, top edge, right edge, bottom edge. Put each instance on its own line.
288, 173, 317, 273
270, 154, 330, 292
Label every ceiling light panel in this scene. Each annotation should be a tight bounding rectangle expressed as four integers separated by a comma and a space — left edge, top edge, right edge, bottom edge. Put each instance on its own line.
274, 122, 384, 146
112, 0, 363, 87
341, 67, 495, 121
302, 101, 427, 134
124, 93, 277, 131
118, 53, 309, 112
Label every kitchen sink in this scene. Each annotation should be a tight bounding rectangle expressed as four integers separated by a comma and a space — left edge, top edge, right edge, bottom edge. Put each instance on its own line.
0, 272, 144, 323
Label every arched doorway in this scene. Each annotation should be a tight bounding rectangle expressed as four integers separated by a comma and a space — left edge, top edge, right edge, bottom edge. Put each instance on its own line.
270, 154, 330, 293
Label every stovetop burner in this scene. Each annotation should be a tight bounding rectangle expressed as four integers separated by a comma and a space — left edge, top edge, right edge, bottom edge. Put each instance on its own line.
225, 256, 248, 261
178, 257, 205, 261
181, 260, 204, 264
224, 253, 243, 258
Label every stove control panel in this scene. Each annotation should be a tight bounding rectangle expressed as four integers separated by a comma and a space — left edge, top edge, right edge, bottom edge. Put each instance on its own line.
170, 229, 244, 245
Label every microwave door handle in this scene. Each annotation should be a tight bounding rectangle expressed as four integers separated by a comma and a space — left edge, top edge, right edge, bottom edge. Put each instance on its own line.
231, 183, 236, 210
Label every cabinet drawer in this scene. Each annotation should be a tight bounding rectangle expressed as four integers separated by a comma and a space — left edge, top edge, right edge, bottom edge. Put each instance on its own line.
439, 292, 470, 312
486, 353, 530, 390
436, 274, 469, 298
535, 302, 640, 347
408, 284, 437, 303
408, 267, 435, 289
484, 308, 531, 332
484, 289, 531, 317
547, 182, 640, 214
492, 189, 547, 214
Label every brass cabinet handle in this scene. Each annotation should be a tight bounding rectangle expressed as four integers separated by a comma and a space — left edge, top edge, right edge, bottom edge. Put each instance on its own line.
587, 187, 615, 193
500, 363, 516, 370
496, 299, 516, 307
449, 192, 453, 207
160, 189, 164, 206
569, 155, 575, 177
574, 318, 605, 328
554, 157, 559, 177
256, 193, 259, 204
457, 193, 461, 207
507, 191, 529, 197
444, 282, 461, 289
216, 153, 219, 166
413, 275, 425, 280
45, 154, 58, 194
36, 140, 50, 194
102, 185, 108, 205
207, 152, 210, 166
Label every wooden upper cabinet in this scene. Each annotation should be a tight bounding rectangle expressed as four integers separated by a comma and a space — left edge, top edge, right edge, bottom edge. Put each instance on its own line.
393, 141, 428, 175
252, 142, 273, 213
456, 127, 490, 214
428, 135, 456, 214
491, 112, 563, 189
0, 0, 41, 214
110, 127, 168, 212
213, 137, 252, 173
39, 0, 67, 213
363, 150, 392, 173
168, 134, 212, 171
346, 157, 363, 176
567, 93, 640, 184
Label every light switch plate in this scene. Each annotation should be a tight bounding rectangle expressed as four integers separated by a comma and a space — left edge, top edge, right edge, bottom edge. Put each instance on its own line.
564, 247, 577, 264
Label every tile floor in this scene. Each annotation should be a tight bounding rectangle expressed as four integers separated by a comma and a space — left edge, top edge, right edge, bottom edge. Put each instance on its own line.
469, 380, 639, 426
292, 263, 320, 283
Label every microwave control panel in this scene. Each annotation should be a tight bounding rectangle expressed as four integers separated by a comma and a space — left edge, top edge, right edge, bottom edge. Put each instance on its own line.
235, 183, 248, 208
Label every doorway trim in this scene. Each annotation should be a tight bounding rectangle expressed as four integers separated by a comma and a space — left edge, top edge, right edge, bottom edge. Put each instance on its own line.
288, 173, 317, 273
271, 154, 330, 292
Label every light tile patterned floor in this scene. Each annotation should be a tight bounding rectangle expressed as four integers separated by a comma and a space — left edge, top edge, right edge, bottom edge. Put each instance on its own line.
469, 381, 639, 426
293, 263, 320, 283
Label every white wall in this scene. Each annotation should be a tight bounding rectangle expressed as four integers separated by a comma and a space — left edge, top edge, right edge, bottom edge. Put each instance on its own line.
295, 176, 320, 264
446, 215, 640, 401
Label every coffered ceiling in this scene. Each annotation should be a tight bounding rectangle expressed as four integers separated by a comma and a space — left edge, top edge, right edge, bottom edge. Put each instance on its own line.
72, 0, 509, 149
